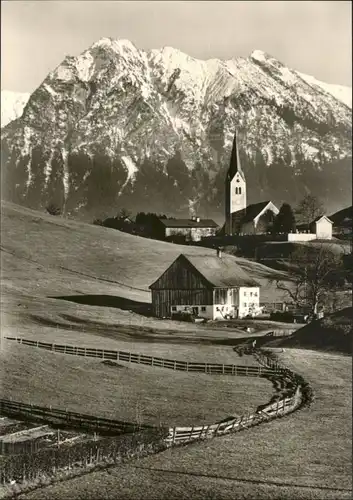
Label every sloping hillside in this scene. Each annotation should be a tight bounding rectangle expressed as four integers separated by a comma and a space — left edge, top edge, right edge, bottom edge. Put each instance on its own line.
277, 307, 352, 354
1, 201, 290, 338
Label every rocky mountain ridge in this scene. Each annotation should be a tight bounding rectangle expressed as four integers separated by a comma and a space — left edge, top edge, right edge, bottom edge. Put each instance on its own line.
1, 38, 351, 220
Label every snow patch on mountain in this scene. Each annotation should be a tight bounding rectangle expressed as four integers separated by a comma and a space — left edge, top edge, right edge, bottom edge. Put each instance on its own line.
1, 90, 30, 127
297, 71, 352, 109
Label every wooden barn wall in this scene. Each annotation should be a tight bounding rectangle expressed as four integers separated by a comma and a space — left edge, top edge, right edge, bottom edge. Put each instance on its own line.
151, 289, 213, 318
150, 257, 210, 291
214, 288, 229, 305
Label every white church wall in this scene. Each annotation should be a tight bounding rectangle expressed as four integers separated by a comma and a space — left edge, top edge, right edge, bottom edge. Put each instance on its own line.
230, 173, 246, 214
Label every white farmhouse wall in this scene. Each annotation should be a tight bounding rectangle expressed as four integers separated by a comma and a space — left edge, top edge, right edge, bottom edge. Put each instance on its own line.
288, 233, 317, 242
171, 305, 214, 319
238, 287, 260, 318
169, 286, 260, 320
315, 219, 332, 239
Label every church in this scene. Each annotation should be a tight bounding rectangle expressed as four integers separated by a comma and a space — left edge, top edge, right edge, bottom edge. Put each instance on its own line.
224, 131, 279, 235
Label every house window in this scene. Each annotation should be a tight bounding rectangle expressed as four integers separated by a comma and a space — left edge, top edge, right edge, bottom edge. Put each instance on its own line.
172, 306, 177, 311
244, 303, 247, 307
239, 187, 242, 194
254, 292, 258, 297
184, 307, 188, 311
201, 306, 206, 312
250, 292, 253, 297
244, 291, 247, 296
235, 187, 238, 195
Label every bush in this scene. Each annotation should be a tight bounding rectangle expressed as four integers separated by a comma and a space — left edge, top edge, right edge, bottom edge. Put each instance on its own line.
46, 203, 61, 216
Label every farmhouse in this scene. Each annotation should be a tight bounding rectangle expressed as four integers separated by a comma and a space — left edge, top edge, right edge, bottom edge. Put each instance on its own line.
224, 132, 279, 235
149, 251, 261, 320
159, 216, 219, 242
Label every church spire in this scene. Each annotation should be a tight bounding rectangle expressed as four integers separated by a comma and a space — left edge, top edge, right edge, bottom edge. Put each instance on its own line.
228, 130, 245, 181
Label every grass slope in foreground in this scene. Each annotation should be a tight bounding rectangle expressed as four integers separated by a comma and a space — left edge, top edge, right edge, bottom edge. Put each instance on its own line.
0, 342, 273, 427
19, 349, 352, 500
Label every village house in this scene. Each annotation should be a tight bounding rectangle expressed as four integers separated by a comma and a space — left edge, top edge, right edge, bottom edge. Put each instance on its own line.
159, 216, 219, 242
290, 215, 333, 241
149, 250, 261, 320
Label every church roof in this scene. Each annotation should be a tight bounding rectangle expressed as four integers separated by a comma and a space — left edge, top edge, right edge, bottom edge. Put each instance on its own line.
159, 218, 219, 228
227, 130, 245, 181
235, 200, 272, 224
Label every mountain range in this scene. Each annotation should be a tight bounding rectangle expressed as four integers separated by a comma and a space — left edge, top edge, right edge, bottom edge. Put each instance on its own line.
1, 38, 351, 222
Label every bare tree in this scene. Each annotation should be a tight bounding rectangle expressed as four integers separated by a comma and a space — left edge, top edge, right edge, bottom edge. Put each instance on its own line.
295, 194, 324, 224
272, 243, 346, 316
118, 208, 132, 220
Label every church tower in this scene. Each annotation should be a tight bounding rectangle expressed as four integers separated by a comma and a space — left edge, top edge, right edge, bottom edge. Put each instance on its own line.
225, 130, 247, 235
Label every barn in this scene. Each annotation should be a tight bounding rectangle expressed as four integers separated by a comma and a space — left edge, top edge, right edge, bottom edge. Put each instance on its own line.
149, 251, 261, 320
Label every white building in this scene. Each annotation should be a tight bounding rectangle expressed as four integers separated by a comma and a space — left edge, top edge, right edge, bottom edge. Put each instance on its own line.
149, 251, 261, 320
288, 215, 333, 242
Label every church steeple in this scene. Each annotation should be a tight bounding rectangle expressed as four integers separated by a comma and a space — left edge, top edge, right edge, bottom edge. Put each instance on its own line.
227, 130, 245, 181
225, 129, 247, 235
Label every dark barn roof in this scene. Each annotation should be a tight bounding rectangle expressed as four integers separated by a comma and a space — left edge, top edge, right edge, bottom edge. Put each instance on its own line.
185, 254, 259, 287
150, 253, 260, 289
159, 218, 219, 229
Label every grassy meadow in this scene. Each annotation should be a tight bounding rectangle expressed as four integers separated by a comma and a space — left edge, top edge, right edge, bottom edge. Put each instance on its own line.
18, 349, 352, 500
0, 342, 273, 427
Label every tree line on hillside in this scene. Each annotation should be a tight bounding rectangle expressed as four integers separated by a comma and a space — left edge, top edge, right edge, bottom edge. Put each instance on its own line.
91, 210, 176, 240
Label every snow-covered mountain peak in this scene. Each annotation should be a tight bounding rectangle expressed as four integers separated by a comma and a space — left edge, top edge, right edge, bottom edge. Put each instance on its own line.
1, 38, 351, 220
250, 49, 270, 62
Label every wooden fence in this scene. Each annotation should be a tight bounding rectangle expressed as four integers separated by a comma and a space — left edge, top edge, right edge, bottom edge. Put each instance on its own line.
0, 399, 153, 435
0, 339, 309, 494
5, 337, 277, 377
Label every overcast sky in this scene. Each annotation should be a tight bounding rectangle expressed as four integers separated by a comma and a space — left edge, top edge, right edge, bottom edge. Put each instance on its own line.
1, 0, 351, 93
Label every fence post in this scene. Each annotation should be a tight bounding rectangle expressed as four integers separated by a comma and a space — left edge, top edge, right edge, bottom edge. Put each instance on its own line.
222, 364, 225, 375
186, 361, 189, 372
172, 427, 176, 445
174, 361, 176, 370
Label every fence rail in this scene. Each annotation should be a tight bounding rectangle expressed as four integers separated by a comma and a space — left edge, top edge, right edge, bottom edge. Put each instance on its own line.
5, 337, 277, 377
0, 399, 153, 435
